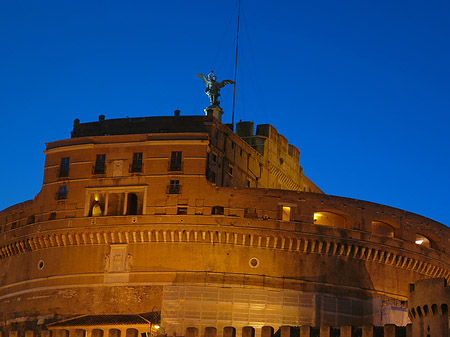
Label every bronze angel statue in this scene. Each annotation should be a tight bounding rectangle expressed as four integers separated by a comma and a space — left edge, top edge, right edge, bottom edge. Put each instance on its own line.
196, 71, 234, 107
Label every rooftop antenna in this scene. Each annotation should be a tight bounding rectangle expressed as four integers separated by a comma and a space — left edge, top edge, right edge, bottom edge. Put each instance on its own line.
231, 0, 241, 129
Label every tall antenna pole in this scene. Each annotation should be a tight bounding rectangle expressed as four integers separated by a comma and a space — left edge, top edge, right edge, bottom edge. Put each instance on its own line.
231, 0, 241, 129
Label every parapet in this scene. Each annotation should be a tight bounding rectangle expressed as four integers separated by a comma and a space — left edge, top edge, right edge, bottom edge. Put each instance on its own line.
184, 325, 410, 337
236, 122, 300, 163
2, 324, 412, 337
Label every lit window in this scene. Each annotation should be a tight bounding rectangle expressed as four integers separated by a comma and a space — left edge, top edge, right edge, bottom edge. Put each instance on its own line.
415, 234, 431, 248
131, 152, 143, 172
59, 157, 70, 177
169, 151, 182, 171
177, 207, 188, 215
168, 180, 180, 194
282, 206, 291, 221
313, 211, 347, 228
94, 154, 106, 174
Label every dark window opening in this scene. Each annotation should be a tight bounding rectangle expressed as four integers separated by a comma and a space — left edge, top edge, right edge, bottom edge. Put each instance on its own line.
94, 154, 106, 174
244, 208, 258, 218
211, 171, 216, 183
57, 185, 67, 200
229, 166, 233, 175
131, 152, 143, 172
49, 212, 56, 220
169, 151, 182, 171
126, 193, 138, 215
59, 157, 70, 177
168, 180, 181, 194
27, 215, 35, 224
177, 207, 188, 215
212, 206, 224, 215
212, 153, 217, 162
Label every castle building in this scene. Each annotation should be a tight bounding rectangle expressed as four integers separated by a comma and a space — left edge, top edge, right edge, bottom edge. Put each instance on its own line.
1, 109, 449, 337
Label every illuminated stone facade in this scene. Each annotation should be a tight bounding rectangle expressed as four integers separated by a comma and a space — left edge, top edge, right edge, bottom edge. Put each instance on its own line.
0, 111, 448, 337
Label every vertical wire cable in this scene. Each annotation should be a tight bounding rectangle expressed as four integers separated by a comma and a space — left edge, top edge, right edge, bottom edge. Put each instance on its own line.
231, 0, 241, 129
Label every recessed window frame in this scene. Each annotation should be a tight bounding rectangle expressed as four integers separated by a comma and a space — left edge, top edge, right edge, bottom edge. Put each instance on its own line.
94, 154, 106, 174
131, 152, 143, 173
57, 185, 68, 200
169, 151, 182, 171
59, 157, 70, 177
168, 179, 181, 194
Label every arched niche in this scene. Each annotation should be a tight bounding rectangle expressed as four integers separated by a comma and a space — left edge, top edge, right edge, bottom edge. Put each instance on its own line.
92, 330, 104, 337
74, 330, 86, 337
372, 220, 395, 238
126, 329, 138, 337
415, 234, 431, 248
126, 193, 138, 215
109, 329, 121, 337
313, 211, 347, 228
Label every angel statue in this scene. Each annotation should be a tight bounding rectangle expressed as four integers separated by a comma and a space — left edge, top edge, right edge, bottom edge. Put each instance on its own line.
196, 71, 234, 107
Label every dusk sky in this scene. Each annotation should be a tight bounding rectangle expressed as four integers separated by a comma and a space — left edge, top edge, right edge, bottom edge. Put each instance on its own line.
1, 0, 449, 226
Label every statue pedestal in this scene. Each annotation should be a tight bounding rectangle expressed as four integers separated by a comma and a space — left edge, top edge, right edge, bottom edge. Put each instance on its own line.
204, 106, 224, 122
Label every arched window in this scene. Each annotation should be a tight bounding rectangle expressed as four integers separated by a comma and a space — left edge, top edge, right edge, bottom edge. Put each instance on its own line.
126, 193, 138, 215
372, 221, 395, 238
415, 234, 431, 248
313, 211, 347, 228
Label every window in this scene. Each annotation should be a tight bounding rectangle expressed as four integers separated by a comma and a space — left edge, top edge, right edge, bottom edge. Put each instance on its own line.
211, 171, 216, 183
214, 130, 219, 139
59, 157, 70, 177
169, 151, 182, 171
211, 206, 224, 215
94, 154, 106, 174
415, 234, 431, 248
168, 180, 180, 194
177, 207, 188, 215
313, 211, 347, 228
229, 165, 233, 176
372, 221, 394, 238
244, 208, 258, 218
131, 152, 143, 172
57, 185, 67, 200
212, 153, 217, 163
282, 206, 291, 221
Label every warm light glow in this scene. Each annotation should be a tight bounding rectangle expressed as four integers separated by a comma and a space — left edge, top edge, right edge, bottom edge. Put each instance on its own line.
415, 234, 431, 248
94, 194, 99, 201
313, 211, 347, 228
153, 325, 160, 330
282, 206, 291, 221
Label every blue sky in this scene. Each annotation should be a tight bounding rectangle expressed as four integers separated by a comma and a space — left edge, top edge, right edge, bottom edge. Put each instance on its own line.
1, 0, 449, 225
